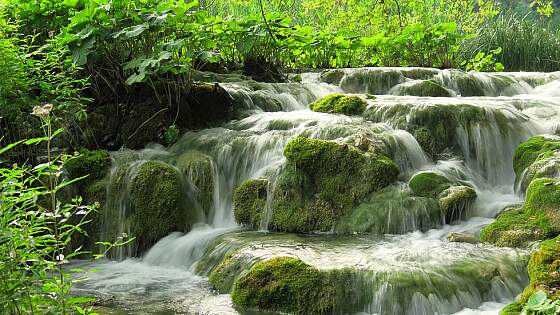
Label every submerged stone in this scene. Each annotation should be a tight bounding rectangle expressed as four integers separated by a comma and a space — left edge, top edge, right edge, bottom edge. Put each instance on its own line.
309, 93, 367, 115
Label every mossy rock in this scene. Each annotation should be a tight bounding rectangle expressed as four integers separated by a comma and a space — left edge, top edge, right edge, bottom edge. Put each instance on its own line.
453, 72, 486, 96
309, 93, 367, 115
409, 172, 452, 198
65, 149, 111, 183
340, 68, 405, 94
519, 153, 560, 194
174, 150, 214, 216
513, 136, 560, 179
129, 160, 191, 253
231, 257, 351, 315
396, 80, 452, 97
233, 178, 269, 228
400, 68, 439, 80
266, 137, 399, 233
481, 178, 560, 248
438, 186, 477, 223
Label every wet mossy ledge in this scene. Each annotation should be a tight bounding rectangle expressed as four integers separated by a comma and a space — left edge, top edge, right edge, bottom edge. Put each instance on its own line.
309, 93, 367, 115
363, 102, 494, 159
233, 136, 400, 233
481, 178, 560, 248
391, 79, 453, 97
500, 235, 560, 314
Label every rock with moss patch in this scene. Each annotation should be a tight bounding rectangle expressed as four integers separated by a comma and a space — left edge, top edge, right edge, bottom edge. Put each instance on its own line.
175, 150, 214, 216
393, 80, 453, 97
231, 257, 351, 315
309, 93, 367, 115
447, 232, 479, 244
513, 135, 560, 181
233, 179, 269, 228
481, 178, 560, 248
129, 160, 193, 253
518, 153, 560, 194
438, 186, 477, 223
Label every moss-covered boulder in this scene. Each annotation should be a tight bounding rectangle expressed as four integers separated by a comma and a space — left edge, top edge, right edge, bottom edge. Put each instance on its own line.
339, 68, 405, 94
231, 257, 351, 315
174, 150, 214, 216
438, 186, 477, 222
394, 80, 453, 97
409, 172, 452, 198
129, 160, 192, 253
269, 137, 399, 232
481, 178, 560, 248
501, 235, 560, 313
65, 149, 111, 183
519, 153, 560, 194
513, 136, 560, 180
309, 93, 367, 115
233, 178, 269, 228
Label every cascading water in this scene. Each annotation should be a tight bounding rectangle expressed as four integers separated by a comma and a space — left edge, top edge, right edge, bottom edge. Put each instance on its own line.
72, 67, 560, 315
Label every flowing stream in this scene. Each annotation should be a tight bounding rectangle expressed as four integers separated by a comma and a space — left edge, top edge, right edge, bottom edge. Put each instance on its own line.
71, 67, 560, 314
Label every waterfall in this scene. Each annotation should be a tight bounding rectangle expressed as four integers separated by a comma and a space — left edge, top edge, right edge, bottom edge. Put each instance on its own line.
75, 67, 560, 315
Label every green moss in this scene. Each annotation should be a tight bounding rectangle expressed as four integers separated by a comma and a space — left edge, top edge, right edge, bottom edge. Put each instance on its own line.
309, 93, 367, 115
129, 160, 190, 252
233, 179, 269, 228
480, 207, 552, 248
400, 68, 439, 80
320, 69, 345, 85
513, 136, 560, 178
505, 235, 560, 312
398, 80, 452, 97
499, 301, 523, 315
438, 186, 477, 223
409, 172, 452, 198
270, 137, 399, 233
526, 178, 560, 210
65, 149, 111, 183
231, 257, 351, 314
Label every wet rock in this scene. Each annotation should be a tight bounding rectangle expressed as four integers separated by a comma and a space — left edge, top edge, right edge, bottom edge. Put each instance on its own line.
340, 68, 405, 94
208, 251, 255, 294
243, 58, 286, 83
438, 186, 477, 223
409, 171, 452, 198
447, 232, 479, 244
513, 135, 560, 181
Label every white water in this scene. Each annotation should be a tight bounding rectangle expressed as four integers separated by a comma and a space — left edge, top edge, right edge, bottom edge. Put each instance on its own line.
72, 68, 560, 314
